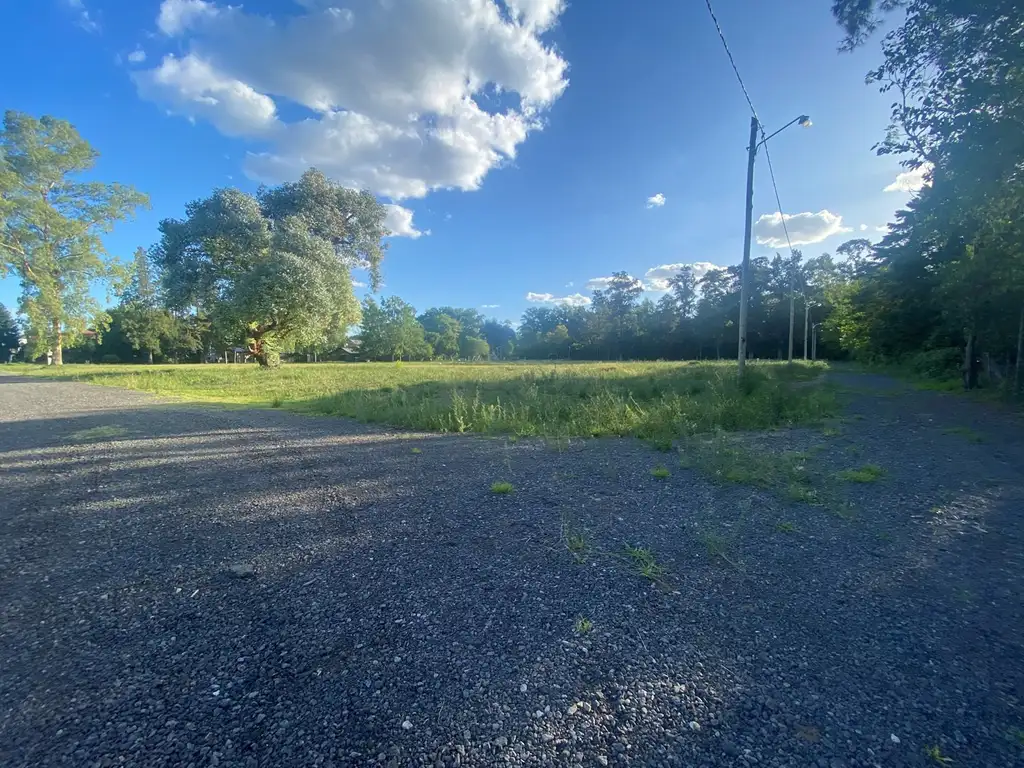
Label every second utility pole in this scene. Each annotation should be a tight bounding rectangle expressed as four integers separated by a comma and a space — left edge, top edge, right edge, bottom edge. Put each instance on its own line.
737, 115, 758, 378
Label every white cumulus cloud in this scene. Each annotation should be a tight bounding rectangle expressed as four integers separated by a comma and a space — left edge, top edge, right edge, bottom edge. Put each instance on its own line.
138, 0, 569, 200
525, 292, 592, 307
127, 47, 147, 64
884, 163, 933, 193
646, 193, 666, 208
383, 204, 424, 239
754, 210, 851, 248
134, 53, 279, 138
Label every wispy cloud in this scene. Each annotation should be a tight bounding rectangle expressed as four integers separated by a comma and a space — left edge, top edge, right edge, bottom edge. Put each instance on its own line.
642, 262, 725, 291
480, 304, 500, 309
525, 292, 592, 307
646, 193, 666, 209
65, 0, 100, 33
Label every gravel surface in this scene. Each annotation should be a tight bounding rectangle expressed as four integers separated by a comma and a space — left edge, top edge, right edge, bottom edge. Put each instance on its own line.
1, 370, 1021, 768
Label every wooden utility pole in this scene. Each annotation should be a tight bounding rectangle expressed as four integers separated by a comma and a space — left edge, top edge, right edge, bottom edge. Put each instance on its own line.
787, 267, 795, 363
737, 116, 759, 378
803, 302, 810, 360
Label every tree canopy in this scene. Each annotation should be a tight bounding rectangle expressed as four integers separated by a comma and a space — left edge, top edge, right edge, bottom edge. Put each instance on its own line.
154, 169, 388, 366
0, 111, 148, 364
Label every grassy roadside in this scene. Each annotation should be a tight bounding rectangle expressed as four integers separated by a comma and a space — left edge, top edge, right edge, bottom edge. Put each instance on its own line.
10, 360, 836, 439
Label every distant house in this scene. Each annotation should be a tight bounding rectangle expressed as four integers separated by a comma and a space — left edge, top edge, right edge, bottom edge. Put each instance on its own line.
338, 339, 363, 362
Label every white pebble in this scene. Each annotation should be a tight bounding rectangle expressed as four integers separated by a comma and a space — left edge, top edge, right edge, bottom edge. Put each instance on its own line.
688, 721, 701, 731
519, 683, 527, 693
401, 720, 413, 731
890, 734, 900, 744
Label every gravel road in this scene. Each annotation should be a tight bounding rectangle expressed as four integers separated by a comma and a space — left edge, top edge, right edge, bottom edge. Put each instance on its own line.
1, 371, 1021, 767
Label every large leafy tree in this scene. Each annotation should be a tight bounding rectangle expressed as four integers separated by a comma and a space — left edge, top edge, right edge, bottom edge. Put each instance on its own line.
481, 319, 516, 359
0, 111, 149, 364
0, 303, 21, 361
120, 246, 177, 364
358, 296, 430, 361
155, 169, 387, 366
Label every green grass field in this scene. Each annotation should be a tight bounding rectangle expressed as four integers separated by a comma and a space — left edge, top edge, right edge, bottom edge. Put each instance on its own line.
14, 360, 835, 439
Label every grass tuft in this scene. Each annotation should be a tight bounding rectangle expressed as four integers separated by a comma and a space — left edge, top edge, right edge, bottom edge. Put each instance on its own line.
774, 521, 798, 534
624, 544, 666, 581
651, 465, 671, 479
410, 447, 422, 454
490, 481, 514, 494
924, 745, 953, 765
837, 464, 886, 483
943, 426, 984, 443
69, 425, 127, 442
573, 616, 593, 635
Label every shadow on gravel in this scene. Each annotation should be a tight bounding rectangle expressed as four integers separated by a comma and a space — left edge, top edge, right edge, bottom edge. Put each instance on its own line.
1, 388, 1023, 768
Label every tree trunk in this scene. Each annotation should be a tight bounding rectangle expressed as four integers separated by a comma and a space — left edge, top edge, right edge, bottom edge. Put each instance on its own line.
248, 334, 279, 368
147, 349, 154, 365
53, 320, 63, 366
963, 330, 978, 390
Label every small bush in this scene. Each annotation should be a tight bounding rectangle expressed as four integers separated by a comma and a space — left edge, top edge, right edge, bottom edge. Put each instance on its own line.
908, 347, 962, 380
573, 616, 593, 635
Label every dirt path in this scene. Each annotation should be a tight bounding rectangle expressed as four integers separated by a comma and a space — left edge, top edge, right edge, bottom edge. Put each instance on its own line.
0, 371, 1021, 767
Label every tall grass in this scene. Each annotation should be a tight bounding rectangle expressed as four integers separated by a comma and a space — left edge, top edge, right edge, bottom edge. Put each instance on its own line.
16, 360, 835, 438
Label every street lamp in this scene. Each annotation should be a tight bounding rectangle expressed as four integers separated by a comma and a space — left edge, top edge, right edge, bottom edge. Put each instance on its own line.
737, 114, 812, 377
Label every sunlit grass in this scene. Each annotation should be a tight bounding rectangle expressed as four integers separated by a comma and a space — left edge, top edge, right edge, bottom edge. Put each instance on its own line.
16, 360, 835, 439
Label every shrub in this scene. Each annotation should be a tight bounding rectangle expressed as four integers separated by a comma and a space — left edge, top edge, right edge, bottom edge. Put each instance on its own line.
907, 347, 961, 380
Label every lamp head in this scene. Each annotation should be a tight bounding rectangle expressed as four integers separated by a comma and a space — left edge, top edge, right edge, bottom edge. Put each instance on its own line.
797, 115, 812, 128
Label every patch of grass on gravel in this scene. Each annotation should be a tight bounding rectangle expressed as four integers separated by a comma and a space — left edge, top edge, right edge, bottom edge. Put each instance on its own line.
837, 464, 886, 483
775, 521, 798, 534
650, 465, 671, 479
943, 426, 984, 443
16, 360, 835, 439
680, 434, 855, 516
69, 425, 127, 441
681, 434, 816, 494
410, 447, 422, 454
924, 745, 954, 765
490, 481, 514, 494
623, 544, 666, 581
698, 531, 739, 567
573, 616, 593, 635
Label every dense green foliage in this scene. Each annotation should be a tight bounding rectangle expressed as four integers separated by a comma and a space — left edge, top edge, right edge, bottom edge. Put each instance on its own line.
826, 0, 1024, 392
0, 302, 20, 361
154, 169, 387, 367
0, 111, 148, 364
18, 360, 835, 439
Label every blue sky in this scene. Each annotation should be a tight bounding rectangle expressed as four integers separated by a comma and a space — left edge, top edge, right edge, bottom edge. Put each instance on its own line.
1, 0, 924, 323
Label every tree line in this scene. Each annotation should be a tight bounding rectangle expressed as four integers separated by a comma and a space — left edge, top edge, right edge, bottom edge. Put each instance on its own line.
2, 0, 1021, 389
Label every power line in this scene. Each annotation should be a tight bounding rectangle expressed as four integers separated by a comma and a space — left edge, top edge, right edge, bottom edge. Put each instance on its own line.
702, 0, 758, 120
702, 0, 797, 258
761, 140, 796, 257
